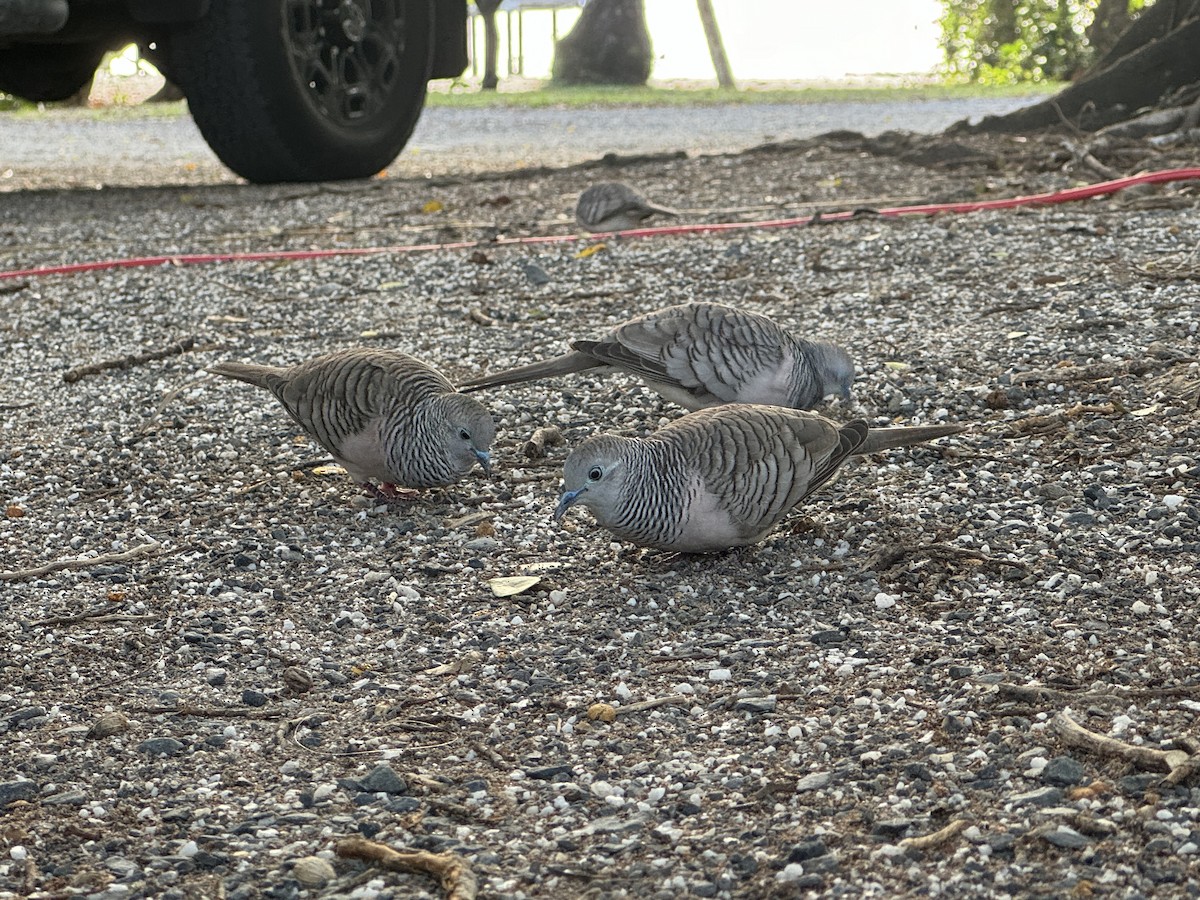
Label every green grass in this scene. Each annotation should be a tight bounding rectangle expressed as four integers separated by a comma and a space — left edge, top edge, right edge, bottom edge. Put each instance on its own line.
424, 81, 1061, 109
1, 79, 1059, 118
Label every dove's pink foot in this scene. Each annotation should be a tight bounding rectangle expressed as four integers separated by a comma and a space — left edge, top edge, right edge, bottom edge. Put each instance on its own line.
361, 482, 420, 503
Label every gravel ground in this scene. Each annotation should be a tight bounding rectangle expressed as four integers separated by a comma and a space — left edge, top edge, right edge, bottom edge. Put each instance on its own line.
2, 129, 1199, 899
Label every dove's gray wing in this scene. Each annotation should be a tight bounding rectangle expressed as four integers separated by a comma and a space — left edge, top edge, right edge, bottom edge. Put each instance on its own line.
662, 405, 868, 546
576, 303, 793, 409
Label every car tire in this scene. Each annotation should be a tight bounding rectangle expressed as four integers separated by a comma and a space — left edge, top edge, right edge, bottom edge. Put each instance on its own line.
0, 42, 106, 101
167, 0, 434, 183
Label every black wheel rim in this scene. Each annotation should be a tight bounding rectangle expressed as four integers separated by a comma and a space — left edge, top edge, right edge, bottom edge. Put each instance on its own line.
285, 0, 406, 125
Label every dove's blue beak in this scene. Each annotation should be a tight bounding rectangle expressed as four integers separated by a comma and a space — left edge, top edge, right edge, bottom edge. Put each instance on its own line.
476, 450, 492, 476
554, 487, 586, 522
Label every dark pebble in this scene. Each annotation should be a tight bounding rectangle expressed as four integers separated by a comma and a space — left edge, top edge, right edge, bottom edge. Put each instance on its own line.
137, 738, 185, 756
527, 765, 573, 781
1010, 787, 1063, 807
1041, 827, 1091, 849
241, 690, 269, 708
786, 839, 828, 863
1042, 756, 1086, 787
359, 764, 407, 794
0, 780, 39, 807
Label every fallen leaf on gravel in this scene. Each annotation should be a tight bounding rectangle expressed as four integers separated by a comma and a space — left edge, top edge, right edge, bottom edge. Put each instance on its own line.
422, 199, 444, 213
311, 465, 346, 477
575, 243, 606, 258
488, 576, 541, 597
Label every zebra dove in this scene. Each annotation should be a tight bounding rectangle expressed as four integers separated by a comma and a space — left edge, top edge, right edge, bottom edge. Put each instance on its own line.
575, 181, 679, 232
209, 348, 494, 498
462, 302, 854, 411
554, 404, 962, 552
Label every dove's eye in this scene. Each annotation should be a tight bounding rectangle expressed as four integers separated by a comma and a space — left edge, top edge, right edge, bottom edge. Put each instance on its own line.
459, 429, 471, 441
587, 466, 603, 482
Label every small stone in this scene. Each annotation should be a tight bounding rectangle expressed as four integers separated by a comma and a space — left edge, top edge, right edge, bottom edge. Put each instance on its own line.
1041, 756, 1086, 787
87, 712, 130, 739
205, 668, 227, 687
137, 738, 184, 756
526, 765, 572, 780
105, 857, 140, 880
292, 856, 336, 888
787, 839, 828, 863
358, 764, 406, 795
795, 772, 832, 792
1041, 827, 1091, 849
522, 263, 551, 285
871, 819, 914, 840
733, 695, 777, 714
282, 666, 314, 695
776, 863, 806, 883
708, 668, 732, 682
242, 690, 269, 708
43, 790, 87, 806
803, 853, 840, 873
1010, 787, 1063, 807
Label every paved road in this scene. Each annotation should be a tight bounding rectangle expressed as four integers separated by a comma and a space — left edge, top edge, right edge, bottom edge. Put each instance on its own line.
0, 95, 1036, 189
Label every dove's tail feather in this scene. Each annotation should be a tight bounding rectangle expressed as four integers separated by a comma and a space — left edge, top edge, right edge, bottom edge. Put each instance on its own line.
459, 352, 604, 393
208, 361, 287, 390
856, 423, 965, 455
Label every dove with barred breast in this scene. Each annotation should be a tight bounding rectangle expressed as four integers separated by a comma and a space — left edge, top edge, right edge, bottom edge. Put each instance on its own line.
209, 348, 494, 499
554, 404, 962, 553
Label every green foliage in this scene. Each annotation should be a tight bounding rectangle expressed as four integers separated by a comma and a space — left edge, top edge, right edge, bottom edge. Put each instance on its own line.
939, 0, 1140, 83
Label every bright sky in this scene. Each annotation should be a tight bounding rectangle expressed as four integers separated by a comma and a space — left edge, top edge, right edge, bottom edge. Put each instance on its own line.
476, 0, 944, 82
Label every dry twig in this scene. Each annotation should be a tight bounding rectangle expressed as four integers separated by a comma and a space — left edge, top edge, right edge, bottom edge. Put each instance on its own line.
1, 541, 164, 582
898, 818, 971, 852
522, 425, 565, 460
63, 336, 200, 383
336, 836, 477, 900
1052, 711, 1199, 786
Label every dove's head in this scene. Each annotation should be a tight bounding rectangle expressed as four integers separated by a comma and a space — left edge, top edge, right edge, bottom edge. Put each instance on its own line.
440, 394, 497, 477
554, 435, 632, 525
815, 343, 856, 401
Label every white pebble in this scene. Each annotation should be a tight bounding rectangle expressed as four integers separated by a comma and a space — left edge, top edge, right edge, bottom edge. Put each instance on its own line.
1131, 600, 1151, 615
178, 840, 199, 858
1162, 494, 1184, 509
708, 668, 732, 682
776, 862, 806, 882
874, 592, 898, 609
10, 846, 27, 861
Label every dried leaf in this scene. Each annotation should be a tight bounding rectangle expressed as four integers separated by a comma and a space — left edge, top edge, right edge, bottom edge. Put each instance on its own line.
575, 243, 607, 259
5, 504, 24, 518
312, 464, 347, 476
883, 361, 911, 372
422, 199, 444, 214
1006, 331, 1028, 339
587, 703, 617, 723
488, 575, 541, 597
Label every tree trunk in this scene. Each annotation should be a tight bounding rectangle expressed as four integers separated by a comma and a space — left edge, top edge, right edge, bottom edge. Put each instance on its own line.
696, 0, 734, 89
552, 0, 652, 86
476, 0, 501, 91
958, 0, 1200, 134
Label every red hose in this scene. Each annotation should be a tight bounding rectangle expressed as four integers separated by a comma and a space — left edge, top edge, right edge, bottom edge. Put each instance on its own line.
4, 167, 1198, 281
